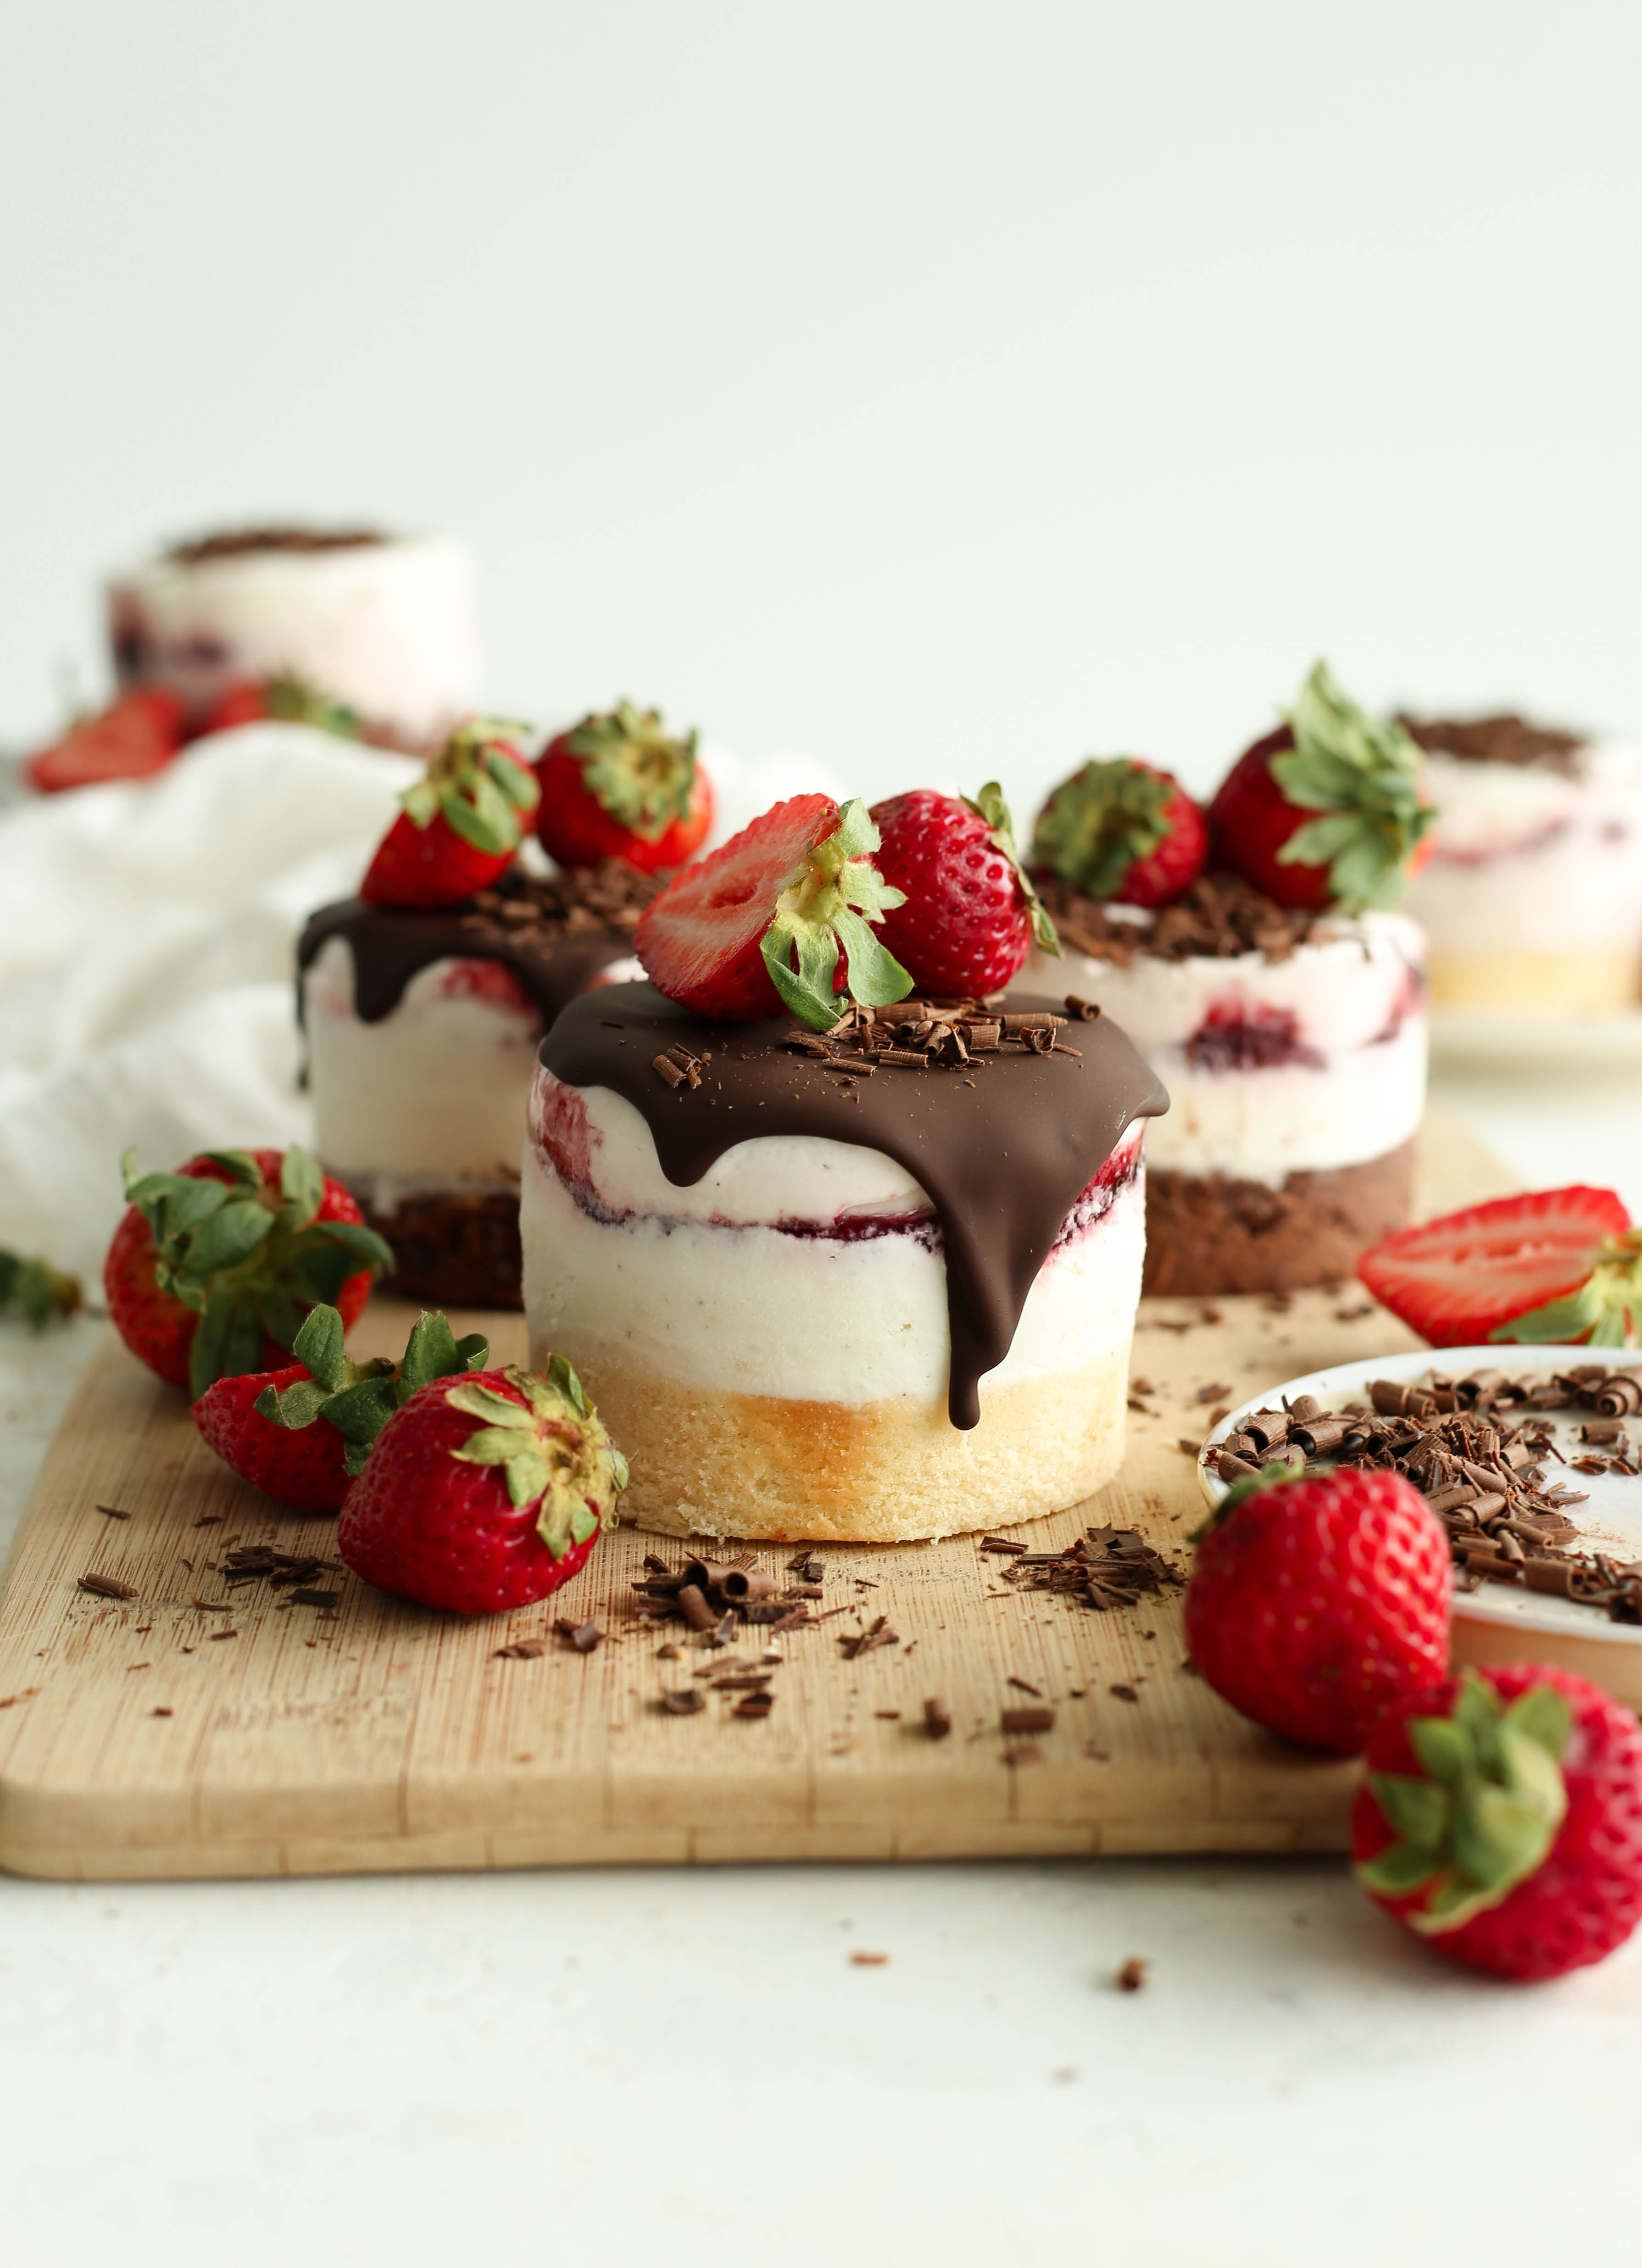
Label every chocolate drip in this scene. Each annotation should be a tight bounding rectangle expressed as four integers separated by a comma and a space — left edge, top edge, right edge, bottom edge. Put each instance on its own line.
540, 984, 1169, 1431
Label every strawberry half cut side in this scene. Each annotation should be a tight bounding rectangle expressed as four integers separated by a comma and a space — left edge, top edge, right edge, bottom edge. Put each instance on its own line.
1030, 758, 1208, 908
1357, 1186, 1634, 1350
635, 793, 913, 1029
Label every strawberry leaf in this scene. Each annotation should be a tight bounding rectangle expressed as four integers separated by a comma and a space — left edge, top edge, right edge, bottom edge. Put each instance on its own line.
185, 1200, 276, 1278
291, 1302, 348, 1391
279, 1145, 326, 1223
564, 702, 699, 835
763, 798, 913, 1031
1269, 660, 1434, 914
254, 1376, 333, 1430
189, 1292, 267, 1400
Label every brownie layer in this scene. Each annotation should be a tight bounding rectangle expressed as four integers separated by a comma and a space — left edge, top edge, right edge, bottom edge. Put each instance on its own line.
359, 1186, 523, 1309
1142, 1139, 1416, 1297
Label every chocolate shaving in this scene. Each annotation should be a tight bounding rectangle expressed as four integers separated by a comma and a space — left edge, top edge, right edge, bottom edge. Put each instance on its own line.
1002, 1525, 1184, 1615
1000, 1705, 1056, 1734
95, 1504, 133, 1521
78, 1573, 138, 1600
1035, 868, 1326, 965
555, 1617, 605, 1653
287, 1588, 341, 1609
1115, 1957, 1149, 1993
923, 1698, 953, 1739
659, 1688, 706, 1715
494, 1638, 548, 1659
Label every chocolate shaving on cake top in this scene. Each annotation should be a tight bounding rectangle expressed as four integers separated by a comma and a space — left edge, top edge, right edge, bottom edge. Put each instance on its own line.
542, 981, 1168, 1431
1399, 713, 1585, 775
1212, 1365, 1642, 1623
1036, 869, 1327, 964
297, 859, 666, 1028
166, 526, 387, 564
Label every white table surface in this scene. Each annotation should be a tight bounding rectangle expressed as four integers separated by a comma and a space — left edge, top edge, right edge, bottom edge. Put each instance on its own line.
5, 1063, 1642, 2268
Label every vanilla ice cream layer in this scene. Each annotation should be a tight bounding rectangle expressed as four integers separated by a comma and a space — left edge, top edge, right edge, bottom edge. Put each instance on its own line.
304, 935, 541, 1191
108, 535, 480, 740
1018, 910, 1426, 1183
521, 1073, 1146, 1409
1408, 742, 1642, 960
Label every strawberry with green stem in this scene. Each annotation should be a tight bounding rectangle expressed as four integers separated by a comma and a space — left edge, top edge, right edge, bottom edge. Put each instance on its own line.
1353, 1664, 1642, 1980
1029, 759, 1207, 908
339, 1357, 629, 1614
636, 793, 913, 1029
193, 1303, 489, 1513
201, 671, 363, 740
106, 1146, 393, 1398
360, 716, 540, 908
869, 783, 1059, 996
1209, 661, 1435, 912
536, 700, 713, 874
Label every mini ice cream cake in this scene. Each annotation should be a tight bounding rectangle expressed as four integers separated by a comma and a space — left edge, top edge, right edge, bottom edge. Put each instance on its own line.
1400, 713, 1642, 1015
299, 721, 662, 1307
108, 525, 480, 747
520, 789, 1166, 1541
1020, 663, 1431, 1297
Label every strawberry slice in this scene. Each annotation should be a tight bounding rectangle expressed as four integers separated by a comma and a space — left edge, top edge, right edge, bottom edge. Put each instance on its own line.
360, 716, 540, 909
635, 794, 912, 1027
26, 689, 187, 793
1357, 1186, 1636, 1349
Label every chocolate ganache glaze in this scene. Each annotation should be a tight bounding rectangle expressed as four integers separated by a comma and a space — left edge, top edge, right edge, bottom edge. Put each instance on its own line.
296, 861, 664, 1028
539, 983, 1169, 1430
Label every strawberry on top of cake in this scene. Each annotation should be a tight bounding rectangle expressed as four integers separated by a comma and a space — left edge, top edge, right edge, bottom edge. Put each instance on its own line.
521, 786, 1168, 1544
298, 709, 689, 1308
1398, 711, 1642, 1015
1016, 661, 1431, 1298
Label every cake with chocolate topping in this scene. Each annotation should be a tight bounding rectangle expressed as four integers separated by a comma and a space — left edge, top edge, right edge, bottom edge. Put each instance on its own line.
1017, 664, 1430, 1297
298, 722, 664, 1307
522, 790, 1166, 1541
1400, 712, 1642, 1014
109, 525, 480, 748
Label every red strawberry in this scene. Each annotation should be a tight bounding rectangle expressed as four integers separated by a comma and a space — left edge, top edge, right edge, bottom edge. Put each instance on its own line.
1184, 1464, 1451, 1753
26, 689, 187, 794
1029, 759, 1207, 908
869, 784, 1059, 997
1358, 1186, 1637, 1351
104, 1145, 393, 1399
635, 794, 912, 1028
1353, 1664, 1642, 1980
199, 671, 362, 740
338, 1358, 627, 1614
359, 716, 540, 909
1208, 661, 1434, 912
192, 1303, 489, 1514
536, 700, 712, 874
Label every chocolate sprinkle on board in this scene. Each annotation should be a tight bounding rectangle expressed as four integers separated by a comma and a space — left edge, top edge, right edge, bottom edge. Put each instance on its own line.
287, 1588, 342, 1609
1116, 1958, 1149, 1993
1210, 1367, 1642, 1622
1001, 1526, 1184, 1614
494, 1638, 548, 1660
1000, 1706, 1056, 1735
659, 1688, 707, 1716
924, 1697, 953, 1740
78, 1573, 138, 1600
95, 1504, 132, 1521
555, 1617, 605, 1653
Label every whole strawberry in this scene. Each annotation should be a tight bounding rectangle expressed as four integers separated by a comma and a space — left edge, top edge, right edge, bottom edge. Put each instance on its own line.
193, 1303, 489, 1514
1029, 758, 1207, 908
636, 793, 912, 1028
27, 688, 187, 794
338, 1358, 628, 1614
1185, 1463, 1451, 1753
536, 700, 712, 874
1358, 1185, 1640, 1351
360, 716, 540, 908
867, 784, 1058, 998
1208, 661, 1434, 911
200, 671, 362, 741
105, 1146, 393, 1399
1353, 1664, 1642, 1980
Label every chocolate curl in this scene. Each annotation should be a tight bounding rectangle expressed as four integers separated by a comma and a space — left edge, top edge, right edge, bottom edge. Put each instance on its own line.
708, 1566, 779, 1604
1595, 1375, 1642, 1419
1242, 1410, 1290, 1451
675, 1584, 716, 1632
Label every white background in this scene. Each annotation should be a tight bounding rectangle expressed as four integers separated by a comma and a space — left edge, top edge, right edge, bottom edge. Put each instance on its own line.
2, 6, 1641, 2262
1, 0, 1636, 815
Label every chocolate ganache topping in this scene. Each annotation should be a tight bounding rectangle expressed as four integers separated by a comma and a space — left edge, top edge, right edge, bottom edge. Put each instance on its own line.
296, 860, 665, 1027
539, 982, 1169, 1430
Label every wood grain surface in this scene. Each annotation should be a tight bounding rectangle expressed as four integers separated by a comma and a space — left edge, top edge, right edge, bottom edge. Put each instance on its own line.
0, 1109, 1516, 1882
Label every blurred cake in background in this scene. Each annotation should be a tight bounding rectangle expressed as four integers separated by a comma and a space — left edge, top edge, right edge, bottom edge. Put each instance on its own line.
1016, 663, 1430, 1296
1400, 713, 1642, 1015
107, 525, 480, 749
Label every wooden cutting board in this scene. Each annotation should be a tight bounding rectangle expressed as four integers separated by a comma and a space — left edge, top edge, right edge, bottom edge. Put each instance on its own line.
0, 1110, 1515, 1882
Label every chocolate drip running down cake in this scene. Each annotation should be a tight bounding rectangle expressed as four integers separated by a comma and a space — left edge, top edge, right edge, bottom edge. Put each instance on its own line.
522, 982, 1167, 1542
1400, 713, 1642, 1014
108, 526, 480, 746
297, 862, 664, 1307
1019, 872, 1426, 1297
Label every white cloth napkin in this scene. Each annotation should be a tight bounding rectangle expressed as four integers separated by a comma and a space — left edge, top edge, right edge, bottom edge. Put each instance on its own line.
0, 723, 845, 1294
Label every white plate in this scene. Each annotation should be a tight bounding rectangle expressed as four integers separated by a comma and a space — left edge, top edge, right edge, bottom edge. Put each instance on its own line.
1195, 1347, 1642, 1667
1431, 1006, 1642, 1070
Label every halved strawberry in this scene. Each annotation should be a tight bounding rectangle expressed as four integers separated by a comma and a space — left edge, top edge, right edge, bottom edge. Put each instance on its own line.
1208, 661, 1434, 912
1030, 758, 1207, 908
1357, 1187, 1636, 1350
635, 794, 912, 1027
26, 689, 187, 794
360, 716, 540, 908
536, 701, 712, 874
